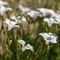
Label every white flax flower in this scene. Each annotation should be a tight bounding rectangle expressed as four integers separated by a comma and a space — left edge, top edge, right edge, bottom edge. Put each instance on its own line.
4, 18, 20, 31
10, 15, 21, 24
6, 7, 12, 11
0, 5, 12, 15
39, 33, 58, 45
43, 17, 59, 27
27, 10, 39, 20
18, 5, 31, 13
37, 8, 56, 17
25, 44, 34, 52
18, 39, 26, 52
18, 39, 26, 47
52, 13, 60, 25
18, 39, 34, 52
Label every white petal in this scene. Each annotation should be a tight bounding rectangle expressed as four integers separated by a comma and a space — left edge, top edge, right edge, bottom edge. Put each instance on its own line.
13, 25, 20, 28
48, 9, 56, 16
6, 7, 13, 11
4, 18, 19, 30
37, 8, 49, 16
27, 10, 39, 19
18, 39, 26, 47
43, 18, 52, 27
25, 44, 34, 52
39, 33, 57, 44
37, 8, 56, 17
10, 21, 17, 25
18, 5, 30, 13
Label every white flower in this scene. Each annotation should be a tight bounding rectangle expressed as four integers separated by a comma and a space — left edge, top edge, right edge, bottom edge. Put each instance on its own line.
37, 8, 49, 17
0, 5, 12, 15
18, 39, 26, 52
18, 39, 34, 52
54, 18, 60, 25
5, 18, 17, 25
4, 18, 20, 30
18, 39, 26, 47
52, 13, 60, 25
43, 17, 59, 27
44, 18, 54, 27
18, 5, 31, 13
0, 1, 12, 15
39, 33, 58, 45
25, 44, 34, 52
43, 18, 52, 27
0, 5, 6, 15
27, 10, 39, 20
10, 15, 21, 24
37, 8, 56, 17
47, 9, 56, 16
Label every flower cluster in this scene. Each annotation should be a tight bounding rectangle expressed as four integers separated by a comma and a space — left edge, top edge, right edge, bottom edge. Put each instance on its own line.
0, 0, 60, 54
